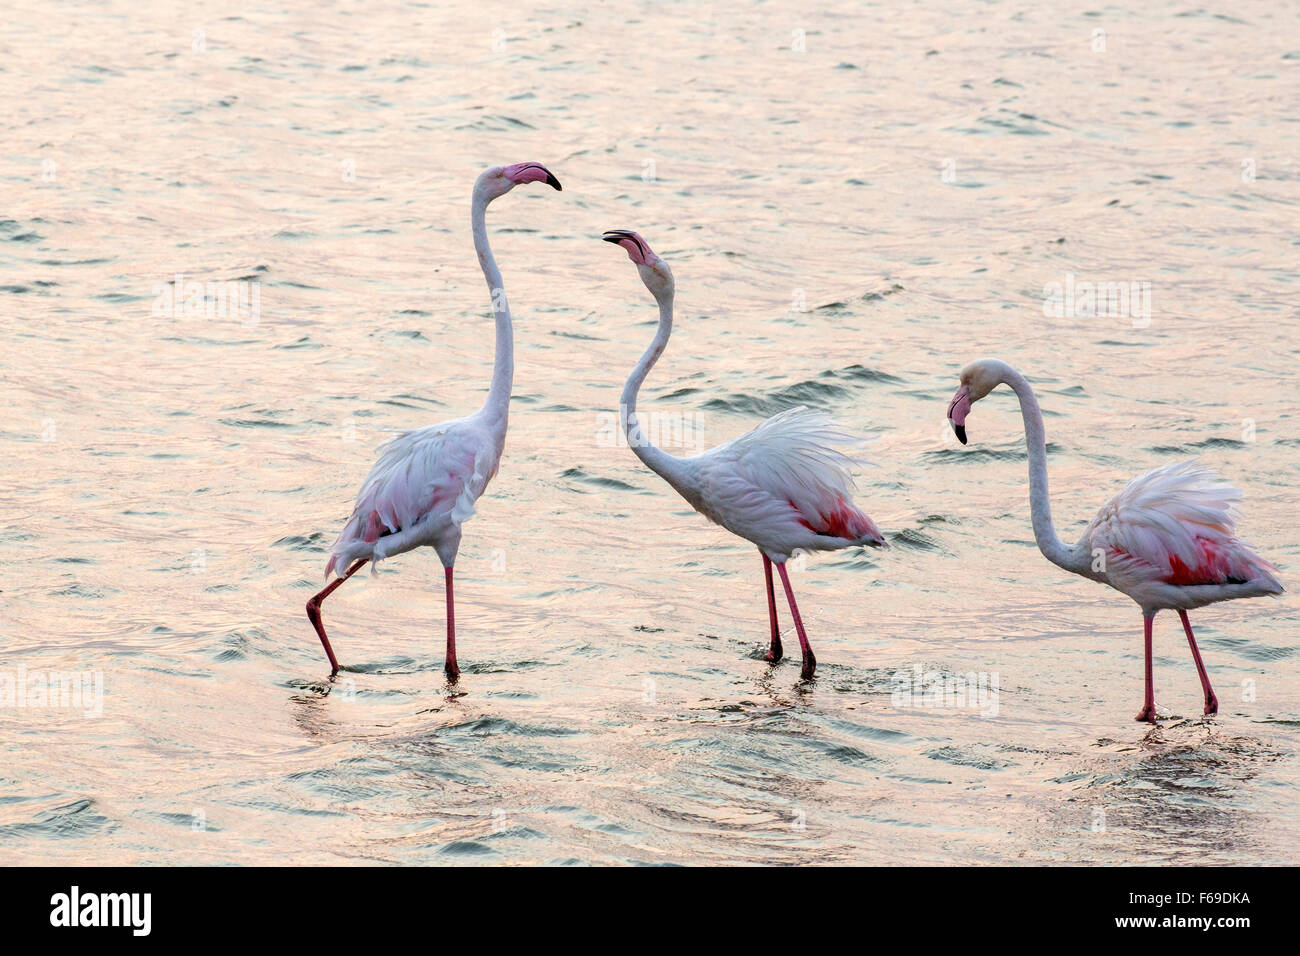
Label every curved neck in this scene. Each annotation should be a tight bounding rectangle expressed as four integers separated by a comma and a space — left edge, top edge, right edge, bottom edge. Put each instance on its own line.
1001, 368, 1079, 572
620, 293, 694, 492
472, 187, 512, 424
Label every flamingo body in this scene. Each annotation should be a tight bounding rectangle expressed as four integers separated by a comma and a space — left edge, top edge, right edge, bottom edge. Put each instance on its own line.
684, 406, 883, 562
1082, 460, 1282, 612
326, 414, 502, 575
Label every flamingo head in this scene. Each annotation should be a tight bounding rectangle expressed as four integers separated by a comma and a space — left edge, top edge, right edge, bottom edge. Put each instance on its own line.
948, 358, 1010, 444
601, 230, 674, 300
478, 162, 562, 201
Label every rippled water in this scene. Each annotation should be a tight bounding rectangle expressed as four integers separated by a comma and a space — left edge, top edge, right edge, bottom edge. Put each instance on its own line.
2, 2, 1297, 864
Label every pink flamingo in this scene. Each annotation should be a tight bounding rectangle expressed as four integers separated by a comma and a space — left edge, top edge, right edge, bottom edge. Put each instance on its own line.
946, 359, 1283, 722
601, 230, 886, 680
306, 162, 561, 681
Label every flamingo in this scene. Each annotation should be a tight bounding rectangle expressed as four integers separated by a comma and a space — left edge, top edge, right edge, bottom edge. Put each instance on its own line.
306, 162, 562, 681
600, 230, 886, 680
946, 358, 1283, 722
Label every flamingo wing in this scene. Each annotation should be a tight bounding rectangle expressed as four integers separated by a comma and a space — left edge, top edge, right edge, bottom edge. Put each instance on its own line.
325, 418, 496, 576
1084, 460, 1277, 588
699, 406, 883, 544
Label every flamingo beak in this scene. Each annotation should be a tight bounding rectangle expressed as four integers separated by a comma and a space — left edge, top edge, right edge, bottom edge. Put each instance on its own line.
601, 229, 652, 264
504, 163, 562, 191
601, 229, 641, 246
947, 385, 971, 445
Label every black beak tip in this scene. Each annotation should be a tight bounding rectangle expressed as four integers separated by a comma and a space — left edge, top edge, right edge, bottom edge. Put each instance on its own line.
545, 172, 562, 191
952, 423, 968, 445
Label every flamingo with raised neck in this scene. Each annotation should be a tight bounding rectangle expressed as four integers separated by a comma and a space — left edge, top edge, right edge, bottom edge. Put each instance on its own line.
602, 230, 886, 680
306, 162, 561, 681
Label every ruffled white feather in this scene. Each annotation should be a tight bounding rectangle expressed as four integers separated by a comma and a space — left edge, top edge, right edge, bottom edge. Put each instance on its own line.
1083, 459, 1279, 590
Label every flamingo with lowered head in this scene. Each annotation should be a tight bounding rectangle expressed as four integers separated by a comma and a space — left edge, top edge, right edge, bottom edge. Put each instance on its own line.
306, 162, 562, 681
601, 230, 886, 680
946, 358, 1283, 722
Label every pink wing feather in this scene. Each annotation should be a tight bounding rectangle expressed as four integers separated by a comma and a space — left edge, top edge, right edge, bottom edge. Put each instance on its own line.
1084, 460, 1279, 589
720, 406, 882, 543
325, 421, 489, 577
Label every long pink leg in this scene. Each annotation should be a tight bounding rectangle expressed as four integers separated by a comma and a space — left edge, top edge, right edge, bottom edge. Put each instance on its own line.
762, 553, 783, 663
305, 558, 368, 675
775, 562, 816, 680
444, 566, 460, 681
1177, 610, 1218, 716
1135, 614, 1157, 723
